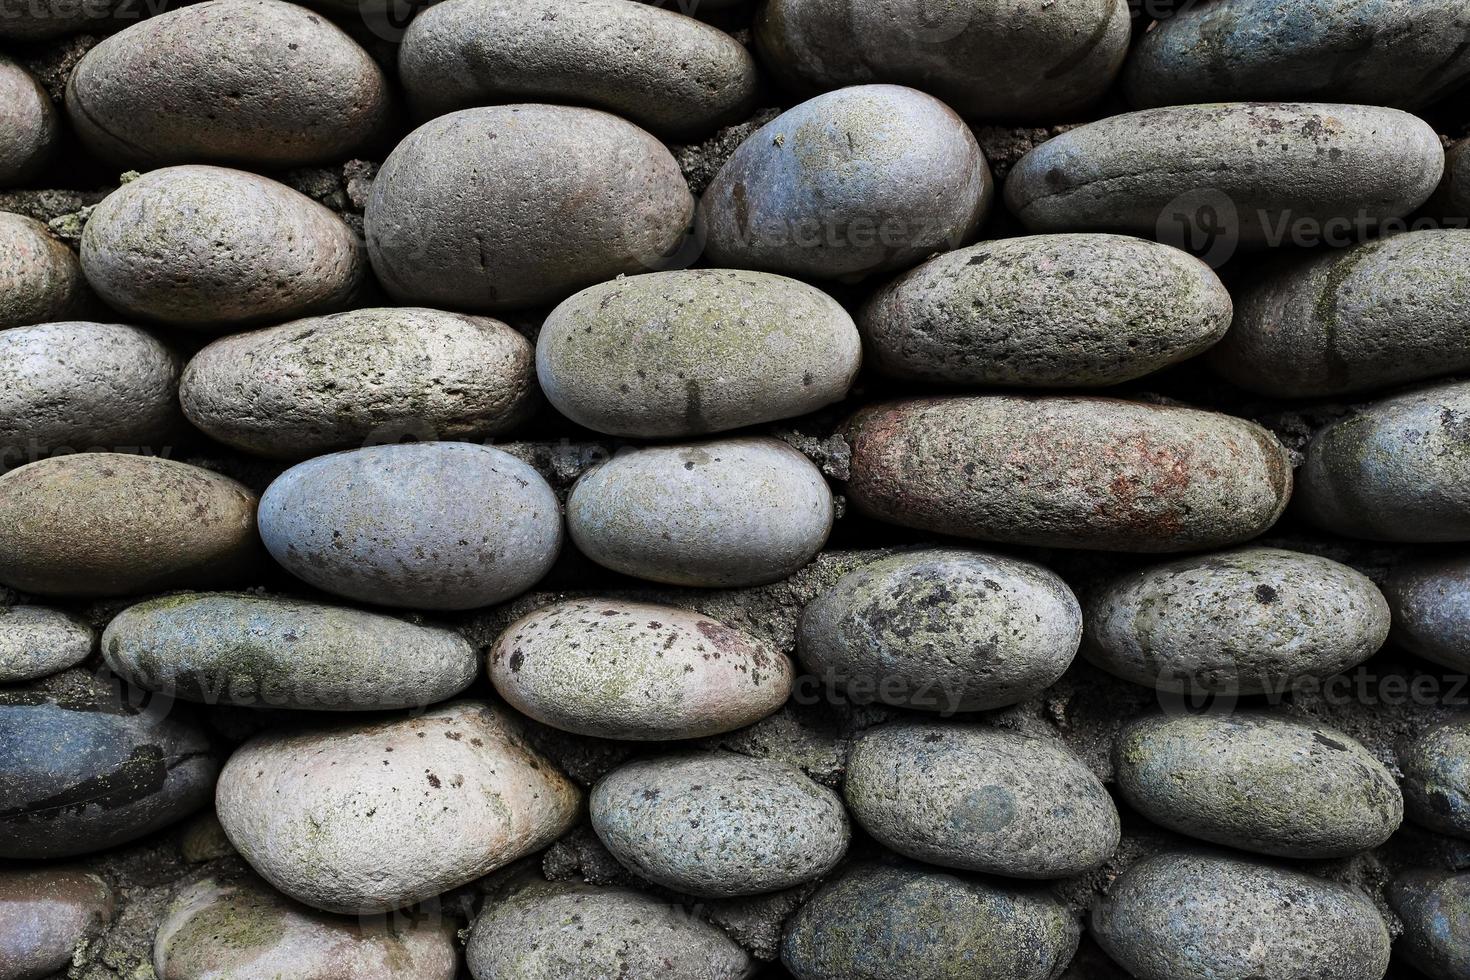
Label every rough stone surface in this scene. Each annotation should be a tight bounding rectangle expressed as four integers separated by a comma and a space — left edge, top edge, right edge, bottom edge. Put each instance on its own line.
1383, 555, 1470, 672
0, 868, 114, 980
0, 56, 58, 185
1390, 870, 1470, 980
1401, 721, 1470, 840
0, 212, 91, 331
0, 605, 93, 683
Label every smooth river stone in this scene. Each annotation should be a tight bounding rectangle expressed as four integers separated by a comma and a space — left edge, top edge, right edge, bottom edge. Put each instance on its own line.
217, 702, 581, 914
0, 57, 58, 185
1383, 556, 1470, 672
0, 212, 91, 331
1401, 721, 1470, 840
1391, 870, 1470, 980
844, 396, 1292, 552
536, 269, 860, 437
0, 606, 93, 683
258, 443, 561, 610
0, 868, 113, 980
490, 599, 792, 740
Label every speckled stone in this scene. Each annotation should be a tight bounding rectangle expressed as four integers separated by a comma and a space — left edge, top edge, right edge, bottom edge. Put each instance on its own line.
1390, 870, 1470, 980
755, 0, 1128, 121
0, 672, 218, 859
591, 753, 848, 897
216, 701, 581, 914
0, 213, 91, 331
80, 165, 364, 329
258, 443, 561, 610
1383, 556, 1470, 671
1083, 547, 1389, 695
181, 307, 535, 458
700, 85, 991, 281
490, 599, 792, 740
0, 606, 93, 684
154, 874, 458, 980
0, 57, 58, 185
1297, 380, 1470, 541
781, 862, 1079, 980
466, 880, 753, 980
844, 722, 1119, 879
844, 396, 1292, 552
365, 105, 693, 312
798, 549, 1080, 713
0, 454, 259, 597
567, 437, 832, 587
1005, 103, 1443, 246
1401, 722, 1470, 840
1093, 851, 1391, 980
0, 868, 113, 980
537, 269, 860, 437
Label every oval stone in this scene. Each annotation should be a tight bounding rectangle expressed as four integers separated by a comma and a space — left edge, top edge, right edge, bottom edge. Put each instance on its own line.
0, 57, 58, 185
490, 599, 792, 740
366, 105, 692, 312
103, 593, 478, 711
1005, 103, 1443, 246
258, 443, 561, 610
1092, 851, 1391, 980
781, 862, 1079, 980
859, 234, 1231, 387
0, 212, 91, 331
401, 0, 755, 139
66, 0, 390, 167
1391, 871, 1470, 980
1115, 712, 1402, 857
1401, 722, 1470, 840
0, 869, 113, 979
844, 396, 1292, 552
154, 874, 457, 980
81, 165, 364, 329
0, 673, 218, 858
798, 549, 1081, 713
844, 722, 1119, 879
591, 753, 849, 897
0, 322, 181, 464
1083, 547, 1389, 695
1383, 556, 1470, 672
216, 701, 581, 914
0, 454, 259, 597
567, 437, 832, 586
466, 881, 752, 980
700, 84, 991, 281
1298, 380, 1470, 541
180, 307, 535, 458
0, 606, 93, 683
537, 269, 861, 437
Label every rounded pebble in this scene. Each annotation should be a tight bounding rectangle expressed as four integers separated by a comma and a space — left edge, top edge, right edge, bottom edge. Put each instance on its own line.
0, 606, 93, 683
1401, 721, 1470, 840
1390, 870, 1470, 980
0, 57, 58, 185
0, 868, 113, 980
1383, 556, 1470, 672
0, 212, 91, 331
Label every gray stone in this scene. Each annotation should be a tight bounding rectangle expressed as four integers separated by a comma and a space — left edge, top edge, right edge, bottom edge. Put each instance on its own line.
0, 57, 58, 186
567, 437, 832, 586
1383, 556, 1470, 671
536, 269, 860, 437
1390, 870, 1470, 980
844, 722, 1119, 879
590, 753, 848, 897
365, 105, 692, 312
700, 84, 991, 281
1401, 721, 1470, 840
0, 212, 91, 330
797, 549, 1081, 713
490, 599, 792, 740
258, 443, 561, 610
1432, 140, 1470, 219
0, 868, 113, 980
1092, 851, 1391, 980
0, 606, 92, 683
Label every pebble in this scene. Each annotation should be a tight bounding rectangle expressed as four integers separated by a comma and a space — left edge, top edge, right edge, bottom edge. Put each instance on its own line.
797, 549, 1081, 713
590, 752, 849, 896
0, 672, 218, 858
0, 606, 93, 683
0, 212, 91, 331
466, 880, 753, 980
1401, 721, 1470, 839
490, 599, 792, 740
1383, 556, 1470, 671
258, 443, 561, 610
568, 437, 832, 586
1005, 103, 1443, 246
859, 233, 1231, 387
1115, 712, 1402, 858
754, 0, 1129, 121
216, 701, 581, 913
0, 453, 259, 597
700, 84, 992, 281
179, 811, 235, 863
365, 105, 692, 311
103, 592, 478, 711
66, 0, 390, 167
1083, 546, 1390, 695
0, 322, 181, 464
154, 874, 458, 980
0, 868, 114, 980
1434, 140, 1470, 218
844, 396, 1292, 551
80, 165, 365, 329
1093, 851, 1391, 980
0, 57, 58, 185
1390, 870, 1470, 980
1298, 380, 1470, 541
1124, 0, 1470, 111
781, 862, 1080, 980
180, 307, 535, 458
536, 269, 861, 437
401, 0, 756, 138
843, 722, 1119, 879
